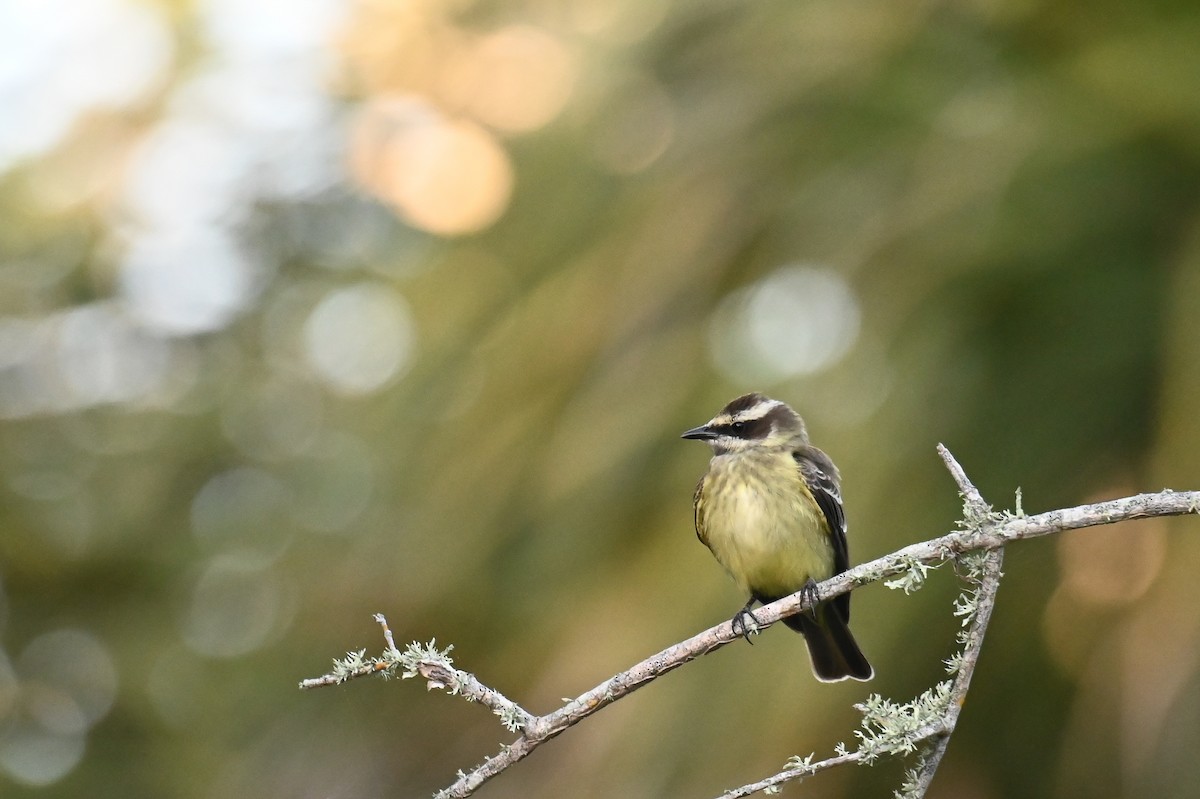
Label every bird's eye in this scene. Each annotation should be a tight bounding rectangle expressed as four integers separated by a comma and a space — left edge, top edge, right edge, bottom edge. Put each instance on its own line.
730, 421, 747, 435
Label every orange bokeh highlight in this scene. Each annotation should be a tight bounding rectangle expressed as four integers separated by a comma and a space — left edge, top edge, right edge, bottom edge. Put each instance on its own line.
350, 97, 514, 236
440, 25, 577, 134
1056, 515, 1166, 606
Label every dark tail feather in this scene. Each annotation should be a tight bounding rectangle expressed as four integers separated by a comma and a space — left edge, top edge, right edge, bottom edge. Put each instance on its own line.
785, 605, 873, 682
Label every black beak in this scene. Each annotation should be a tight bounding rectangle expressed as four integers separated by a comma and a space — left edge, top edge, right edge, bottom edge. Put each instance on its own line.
681, 425, 718, 441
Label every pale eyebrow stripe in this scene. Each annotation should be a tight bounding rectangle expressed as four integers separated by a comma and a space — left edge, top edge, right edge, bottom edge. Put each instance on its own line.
731, 399, 782, 422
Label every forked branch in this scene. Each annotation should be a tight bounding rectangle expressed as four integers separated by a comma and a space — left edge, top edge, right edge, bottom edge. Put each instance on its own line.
301, 445, 1200, 798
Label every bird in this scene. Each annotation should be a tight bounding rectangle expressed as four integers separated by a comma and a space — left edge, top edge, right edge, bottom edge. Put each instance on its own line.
682, 392, 872, 682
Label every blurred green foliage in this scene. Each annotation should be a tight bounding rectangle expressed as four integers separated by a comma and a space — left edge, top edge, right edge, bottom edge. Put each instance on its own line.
2, 0, 1200, 797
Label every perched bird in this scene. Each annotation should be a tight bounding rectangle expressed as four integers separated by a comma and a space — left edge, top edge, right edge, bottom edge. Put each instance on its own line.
682, 393, 872, 682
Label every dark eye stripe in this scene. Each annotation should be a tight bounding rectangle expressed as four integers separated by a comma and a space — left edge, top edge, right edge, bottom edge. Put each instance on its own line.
716, 416, 773, 440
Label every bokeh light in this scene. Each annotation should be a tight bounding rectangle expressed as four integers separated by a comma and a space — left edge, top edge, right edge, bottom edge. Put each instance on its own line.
350, 98, 515, 235
1057, 517, 1166, 607
183, 555, 295, 659
708, 264, 861, 385
303, 283, 415, 395
441, 25, 577, 134
0, 0, 171, 170
0, 630, 116, 787
120, 231, 261, 336
0, 724, 85, 788
190, 467, 295, 560
0, 305, 180, 418
590, 73, 676, 175
220, 375, 325, 460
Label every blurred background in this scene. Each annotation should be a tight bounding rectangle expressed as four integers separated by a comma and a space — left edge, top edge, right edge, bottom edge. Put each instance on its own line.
2, 0, 1199, 797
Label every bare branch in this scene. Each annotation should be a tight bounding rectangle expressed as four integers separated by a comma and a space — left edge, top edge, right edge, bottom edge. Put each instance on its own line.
907, 547, 1004, 796
719, 486, 1197, 639
936, 443, 988, 516
301, 455, 1200, 798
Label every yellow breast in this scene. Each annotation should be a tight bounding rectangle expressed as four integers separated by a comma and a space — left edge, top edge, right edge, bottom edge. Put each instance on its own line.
696, 451, 835, 599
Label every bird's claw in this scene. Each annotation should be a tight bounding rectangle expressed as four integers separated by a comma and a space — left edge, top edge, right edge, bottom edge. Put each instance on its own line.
800, 578, 821, 620
731, 607, 761, 644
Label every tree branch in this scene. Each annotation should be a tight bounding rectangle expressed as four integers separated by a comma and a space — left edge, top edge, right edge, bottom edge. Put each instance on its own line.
905, 447, 1005, 795
300, 445, 1200, 798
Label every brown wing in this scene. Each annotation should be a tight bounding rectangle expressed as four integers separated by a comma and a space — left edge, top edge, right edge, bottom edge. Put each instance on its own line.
794, 446, 851, 622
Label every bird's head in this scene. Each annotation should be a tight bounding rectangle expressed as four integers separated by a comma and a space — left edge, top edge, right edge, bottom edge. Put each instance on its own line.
681, 393, 809, 455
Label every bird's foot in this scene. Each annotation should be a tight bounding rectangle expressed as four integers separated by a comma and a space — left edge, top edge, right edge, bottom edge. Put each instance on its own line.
800, 578, 821, 620
731, 602, 761, 644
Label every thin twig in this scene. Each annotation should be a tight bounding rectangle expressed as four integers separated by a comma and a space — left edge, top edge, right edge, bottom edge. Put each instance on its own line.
299, 667, 373, 689
375, 612, 398, 652
715, 751, 863, 799
937, 444, 988, 515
